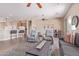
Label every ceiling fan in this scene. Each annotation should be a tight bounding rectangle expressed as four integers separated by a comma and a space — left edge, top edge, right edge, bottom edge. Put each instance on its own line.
26, 3, 42, 8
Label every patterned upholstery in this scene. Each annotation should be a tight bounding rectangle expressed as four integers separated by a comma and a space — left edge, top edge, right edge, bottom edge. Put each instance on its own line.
27, 29, 37, 42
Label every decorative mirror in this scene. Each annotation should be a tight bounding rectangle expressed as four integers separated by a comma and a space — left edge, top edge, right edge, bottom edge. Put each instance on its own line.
71, 16, 79, 27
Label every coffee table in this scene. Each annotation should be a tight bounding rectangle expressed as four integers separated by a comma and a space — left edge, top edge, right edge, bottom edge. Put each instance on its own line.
25, 38, 63, 56
25, 40, 52, 56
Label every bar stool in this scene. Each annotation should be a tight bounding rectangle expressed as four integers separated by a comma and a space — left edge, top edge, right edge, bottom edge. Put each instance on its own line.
18, 30, 25, 41
10, 30, 17, 40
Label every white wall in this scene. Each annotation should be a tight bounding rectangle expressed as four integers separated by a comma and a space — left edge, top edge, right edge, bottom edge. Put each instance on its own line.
31, 18, 64, 35
64, 4, 79, 33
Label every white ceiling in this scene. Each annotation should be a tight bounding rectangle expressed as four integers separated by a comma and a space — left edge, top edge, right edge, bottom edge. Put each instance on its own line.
0, 3, 71, 20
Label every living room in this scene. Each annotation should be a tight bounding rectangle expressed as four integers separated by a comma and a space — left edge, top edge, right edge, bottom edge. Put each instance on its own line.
0, 3, 79, 56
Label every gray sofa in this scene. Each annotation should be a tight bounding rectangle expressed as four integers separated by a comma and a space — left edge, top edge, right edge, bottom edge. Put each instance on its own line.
75, 33, 79, 47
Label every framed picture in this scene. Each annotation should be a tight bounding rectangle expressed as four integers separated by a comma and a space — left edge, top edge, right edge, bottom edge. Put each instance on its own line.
71, 16, 79, 27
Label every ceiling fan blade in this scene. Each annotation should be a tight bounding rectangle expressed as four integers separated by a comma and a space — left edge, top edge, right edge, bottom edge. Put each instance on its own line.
27, 3, 31, 7
36, 3, 42, 8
